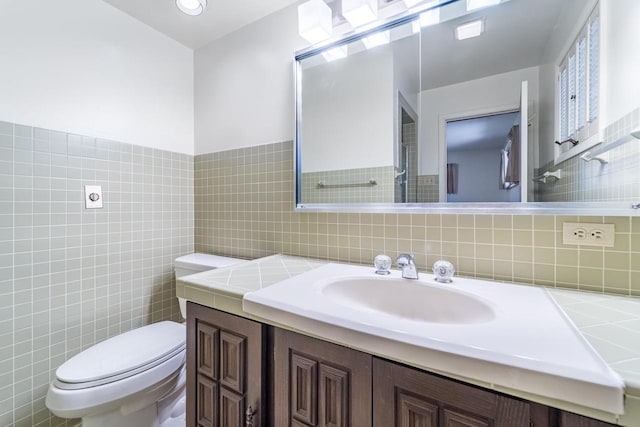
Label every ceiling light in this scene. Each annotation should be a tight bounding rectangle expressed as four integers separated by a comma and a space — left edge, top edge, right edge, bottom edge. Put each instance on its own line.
342, 0, 378, 28
455, 19, 484, 40
466, 0, 501, 12
362, 31, 390, 49
176, 0, 206, 16
322, 45, 348, 62
298, 0, 333, 44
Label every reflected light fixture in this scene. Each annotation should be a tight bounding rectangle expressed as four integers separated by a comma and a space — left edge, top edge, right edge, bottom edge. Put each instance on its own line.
455, 19, 484, 40
322, 45, 348, 62
466, 0, 501, 12
298, 0, 333, 44
363, 30, 390, 49
342, 0, 378, 28
632, 130, 640, 140
176, 0, 206, 16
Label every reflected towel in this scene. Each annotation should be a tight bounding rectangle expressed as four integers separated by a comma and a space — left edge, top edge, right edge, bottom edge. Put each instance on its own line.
447, 163, 458, 194
506, 125, 520, 184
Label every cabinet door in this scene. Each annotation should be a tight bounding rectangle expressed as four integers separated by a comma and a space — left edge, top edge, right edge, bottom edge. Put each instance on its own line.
187, 302, 265, 427
273, 328, 372, 427
559, 411, 617, 427
373, 358, 530, 427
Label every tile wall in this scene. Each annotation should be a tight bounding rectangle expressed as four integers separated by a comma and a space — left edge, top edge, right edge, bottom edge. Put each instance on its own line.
536, 108, 640, 202
0, 121, 194, 426
301, 166, 394, 203
195, 140, 640, 298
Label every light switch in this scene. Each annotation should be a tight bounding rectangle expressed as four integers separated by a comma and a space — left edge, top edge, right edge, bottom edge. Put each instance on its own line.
84, 185, 103, 209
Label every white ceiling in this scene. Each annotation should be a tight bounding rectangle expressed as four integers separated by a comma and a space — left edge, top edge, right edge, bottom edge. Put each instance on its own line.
421, 0, 567, 90
102, 0, 300, 49
446, 112, 520, 152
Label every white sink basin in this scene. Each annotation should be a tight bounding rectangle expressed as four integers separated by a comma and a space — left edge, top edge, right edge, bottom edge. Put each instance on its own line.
243, 263, 624, 415
321, 276, 495, 324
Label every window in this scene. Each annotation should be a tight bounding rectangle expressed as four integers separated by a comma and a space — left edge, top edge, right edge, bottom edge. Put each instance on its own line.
558, 6, 599, 145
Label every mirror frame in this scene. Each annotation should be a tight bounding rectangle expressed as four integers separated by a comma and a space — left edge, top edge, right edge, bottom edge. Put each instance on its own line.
293, 0, 640, 216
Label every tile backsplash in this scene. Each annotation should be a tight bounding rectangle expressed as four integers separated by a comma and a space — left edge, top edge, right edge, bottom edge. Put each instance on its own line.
0, 121, 194, 426
195, 140, 640, 297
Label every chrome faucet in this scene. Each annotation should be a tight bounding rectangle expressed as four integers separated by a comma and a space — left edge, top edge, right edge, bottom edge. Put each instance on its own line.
396, 253, 418, 279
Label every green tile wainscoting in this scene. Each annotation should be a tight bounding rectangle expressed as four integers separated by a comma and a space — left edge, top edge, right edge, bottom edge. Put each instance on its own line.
194, 140, 640, 297
0, 121, 194, 427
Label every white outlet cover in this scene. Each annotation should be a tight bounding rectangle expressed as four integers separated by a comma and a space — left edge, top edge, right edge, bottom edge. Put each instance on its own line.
84, 185, 103, 209
562, 223, 615, 247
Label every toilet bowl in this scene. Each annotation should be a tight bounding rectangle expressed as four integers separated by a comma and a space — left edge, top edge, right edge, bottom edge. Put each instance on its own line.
46, 253, 244, 426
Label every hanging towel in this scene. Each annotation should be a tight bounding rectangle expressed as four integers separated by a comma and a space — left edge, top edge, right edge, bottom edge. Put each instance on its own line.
447, 163, 458, 194
505, 125, 520, 184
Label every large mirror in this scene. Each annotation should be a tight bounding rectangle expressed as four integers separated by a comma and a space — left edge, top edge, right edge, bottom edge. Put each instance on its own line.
295, 0, 640, 214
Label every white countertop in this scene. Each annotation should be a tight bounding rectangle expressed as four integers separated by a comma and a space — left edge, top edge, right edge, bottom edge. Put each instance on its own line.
176, 254, 640, 426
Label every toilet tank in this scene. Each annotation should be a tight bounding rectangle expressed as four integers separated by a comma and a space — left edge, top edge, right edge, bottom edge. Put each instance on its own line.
174, 253, 245, 318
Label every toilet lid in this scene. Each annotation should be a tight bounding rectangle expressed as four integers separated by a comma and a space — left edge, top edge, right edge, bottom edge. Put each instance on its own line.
55, 321, 185, 388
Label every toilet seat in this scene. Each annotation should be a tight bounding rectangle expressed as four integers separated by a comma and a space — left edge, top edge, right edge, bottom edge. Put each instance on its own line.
55, 321, 185, 389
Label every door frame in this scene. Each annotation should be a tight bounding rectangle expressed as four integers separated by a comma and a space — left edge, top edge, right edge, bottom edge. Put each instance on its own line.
438, 103, 520, 202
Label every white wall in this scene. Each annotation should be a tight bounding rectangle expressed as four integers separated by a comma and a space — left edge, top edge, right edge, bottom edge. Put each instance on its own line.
601, 0, 640, 127
194, 5, 305, 155
301, 49, 394, 172
0, 0, 194, 154
419, 66, 539, 174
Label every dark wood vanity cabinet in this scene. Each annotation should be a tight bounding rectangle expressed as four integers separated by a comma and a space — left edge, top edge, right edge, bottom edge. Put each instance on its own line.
272, 328, 373, 427
186, 302, 266, 427
185, 304, 617, 427
373, 358, 530, 427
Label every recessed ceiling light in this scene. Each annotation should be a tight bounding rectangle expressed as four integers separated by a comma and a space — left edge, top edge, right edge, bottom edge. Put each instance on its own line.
176, 0, 207, 16
362, 31, 390, 49
466, 0, 501, 12
322, 45, 348, 62
455, 19, 484, 40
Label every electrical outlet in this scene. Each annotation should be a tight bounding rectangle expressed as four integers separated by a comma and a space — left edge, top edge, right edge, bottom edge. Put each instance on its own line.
562, 223, 615, 247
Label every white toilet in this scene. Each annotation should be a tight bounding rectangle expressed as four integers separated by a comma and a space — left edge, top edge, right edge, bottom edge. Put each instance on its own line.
46, 253, 244, 427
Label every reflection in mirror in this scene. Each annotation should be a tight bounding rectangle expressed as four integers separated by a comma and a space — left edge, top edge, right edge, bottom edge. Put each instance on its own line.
295, 0, 640, 210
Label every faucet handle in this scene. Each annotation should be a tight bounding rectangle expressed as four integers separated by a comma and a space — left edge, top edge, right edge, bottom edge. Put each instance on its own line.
396, 253, 415, 266
374, 254, 392, 275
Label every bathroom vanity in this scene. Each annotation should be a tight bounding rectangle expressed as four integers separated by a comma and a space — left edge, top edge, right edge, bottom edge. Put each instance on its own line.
179, 255, 640, 427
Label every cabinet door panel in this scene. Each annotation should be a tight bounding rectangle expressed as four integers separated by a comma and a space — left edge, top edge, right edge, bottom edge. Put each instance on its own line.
273, 328, 372, 427
197, 323, 219, 380
220, 387, 244, 427
187, 302, 265, 427
318, 364, 348, 427
220, 331, 246, 394
198, 375, 218, 427
442, 408, 490, 427
291, 353, 318, 426
396, 391, 438, 427
373, 358, 529, 427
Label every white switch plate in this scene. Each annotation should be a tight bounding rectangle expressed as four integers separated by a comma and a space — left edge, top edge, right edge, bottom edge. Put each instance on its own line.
84, 185, 103, 209
562, 222, 615, 247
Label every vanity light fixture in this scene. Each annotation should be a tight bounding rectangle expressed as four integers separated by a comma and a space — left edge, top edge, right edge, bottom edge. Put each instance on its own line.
342, 0, 378, 28
321, 45, 348, 62
466, 0, 501, 11
176, 0, 206, 16
363, 30, 390, 49
298, 0, 333, 44
455, 19, 484, 40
